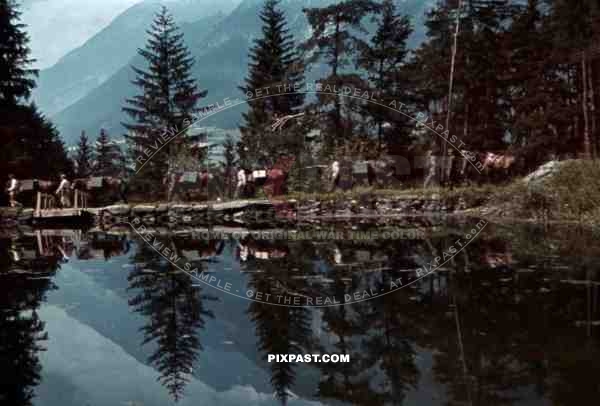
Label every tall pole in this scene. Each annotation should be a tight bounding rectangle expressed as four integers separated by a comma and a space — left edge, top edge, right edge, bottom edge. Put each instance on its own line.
442, 0, 463, 183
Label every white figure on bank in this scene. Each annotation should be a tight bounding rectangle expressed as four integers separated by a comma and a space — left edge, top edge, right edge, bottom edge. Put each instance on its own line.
330, 160, 340, 190
6, 174, 20, 207
235, 168, 246, 198
55, 174, 71, 207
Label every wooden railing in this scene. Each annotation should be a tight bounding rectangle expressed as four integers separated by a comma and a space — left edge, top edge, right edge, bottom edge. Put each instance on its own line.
35, 192, 57, 216
73, 189, 90, 209
34, 189, 89, 216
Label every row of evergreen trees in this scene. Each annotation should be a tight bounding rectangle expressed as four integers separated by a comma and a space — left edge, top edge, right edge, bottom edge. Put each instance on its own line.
0, 0, 71, 188
1, 0, 205, 198
4, 0, 600, 198
237, 0, 600, 180
73, 130, 125, 178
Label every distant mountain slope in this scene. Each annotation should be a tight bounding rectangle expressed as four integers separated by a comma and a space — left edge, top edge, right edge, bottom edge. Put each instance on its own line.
50, 14, 227, 143
50, 0, 432, 145
32, 0, 241, 117
20, 0, 142, 69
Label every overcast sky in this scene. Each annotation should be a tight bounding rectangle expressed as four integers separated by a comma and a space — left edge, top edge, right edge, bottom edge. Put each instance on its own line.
20, 0, 143, 69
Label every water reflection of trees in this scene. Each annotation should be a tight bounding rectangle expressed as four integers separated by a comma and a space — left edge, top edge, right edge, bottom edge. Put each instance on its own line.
241, 228, 600, 406
245, 240, 314, 404
127, 238, 216, 401
0, 237, 58, 406
405, 231, 600, 406
317, 239, 425, 405
242, 239, 424, 405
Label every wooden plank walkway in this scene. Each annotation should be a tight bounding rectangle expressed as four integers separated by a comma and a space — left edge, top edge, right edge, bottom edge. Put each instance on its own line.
34, 208, 86, 218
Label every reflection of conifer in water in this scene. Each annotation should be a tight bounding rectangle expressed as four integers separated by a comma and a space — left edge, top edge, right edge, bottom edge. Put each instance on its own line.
246, 251, 313, 404
127, 241, 215, 401
318, 285, 377, 404
0, 241, 57, 406
0, 307, 47, 406
316, 241, 417, 405
316, 255, 374, 404
356, 269, 420, 405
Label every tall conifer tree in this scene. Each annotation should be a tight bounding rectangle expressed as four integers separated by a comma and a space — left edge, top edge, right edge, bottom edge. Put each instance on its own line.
301, 0, 379, 153
75, 131, 94, 178
94, 129, 120, 177
123, 6, 206, 197
0, 0, 37, 107
0, 0, 70, 179
358, 0, 413, 151
128, 241, 214, 401
239, 0, 305, 169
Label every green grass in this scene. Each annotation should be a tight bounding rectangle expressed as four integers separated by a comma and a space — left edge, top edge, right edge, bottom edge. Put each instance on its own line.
485, 159, 600, 224
123, 160, 600, 225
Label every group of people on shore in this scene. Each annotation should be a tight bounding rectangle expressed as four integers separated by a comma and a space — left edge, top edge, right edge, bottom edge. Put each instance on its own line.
234, 160, 341, 198
4, 173, 71, 208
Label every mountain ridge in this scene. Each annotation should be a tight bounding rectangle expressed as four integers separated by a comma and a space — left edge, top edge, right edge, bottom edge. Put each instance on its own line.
35, 0, 432, 144
32, 0, 241, 117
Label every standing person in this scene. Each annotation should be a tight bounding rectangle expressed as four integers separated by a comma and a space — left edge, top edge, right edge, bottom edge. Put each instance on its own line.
6, 174, 20, 207
55, 174, 71, 208
235, 167, 247, 199
423, 149, 438, 188
330, 160, 340, 191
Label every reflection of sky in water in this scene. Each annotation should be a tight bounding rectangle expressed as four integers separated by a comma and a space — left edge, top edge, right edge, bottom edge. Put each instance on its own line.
32, 241, 448, 406
3, 223, 600, 405
38, 254, 322, 406
36, 305, 317, 406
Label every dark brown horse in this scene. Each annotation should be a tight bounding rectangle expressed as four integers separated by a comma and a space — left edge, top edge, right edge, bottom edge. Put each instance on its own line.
168, 171, 212, 201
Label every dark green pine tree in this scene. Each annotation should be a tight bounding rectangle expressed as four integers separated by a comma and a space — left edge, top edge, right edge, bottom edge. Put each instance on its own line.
318, 300, 377, 404
0, 104, 72, 179
411, 0, 513, 183
238, 0, 305, 169
94, 129, 120, 177
358, 0, 414, 152
123, 6, 206, 198
301, 0, 379, 154
546, 0, 597, 159
75, 131, 94, 178
461, 0, 514, 153
504, 0, 566, 166
354, 269, 421, 405
0, 0, 37, 107
0, 0, 71, 179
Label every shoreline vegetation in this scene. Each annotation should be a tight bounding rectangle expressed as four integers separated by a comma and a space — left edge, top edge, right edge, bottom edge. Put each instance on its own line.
3, 0, 600, 229
2, 160, 600, 228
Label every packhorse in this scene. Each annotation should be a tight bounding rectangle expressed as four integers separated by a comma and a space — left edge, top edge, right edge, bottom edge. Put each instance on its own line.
451, 150, 520, 185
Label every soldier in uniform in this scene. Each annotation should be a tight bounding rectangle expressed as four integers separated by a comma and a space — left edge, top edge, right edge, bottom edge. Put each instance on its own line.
55, 174, 71, 208
6, 174, 20, 207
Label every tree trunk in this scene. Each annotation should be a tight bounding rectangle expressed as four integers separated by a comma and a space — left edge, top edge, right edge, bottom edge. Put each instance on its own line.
332, 17, 342, 152
588, 58, 597, 159
582, 52, 591, 159
463, 100, 469, 140
443, 0, 463, 183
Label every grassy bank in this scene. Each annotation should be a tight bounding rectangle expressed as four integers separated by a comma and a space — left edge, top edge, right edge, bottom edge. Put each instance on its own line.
480, 159, 600, 225
287, 159, 600, 225
115, 161, 600, 226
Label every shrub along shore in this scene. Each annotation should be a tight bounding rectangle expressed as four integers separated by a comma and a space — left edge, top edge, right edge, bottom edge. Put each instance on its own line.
2, 160, 599, 228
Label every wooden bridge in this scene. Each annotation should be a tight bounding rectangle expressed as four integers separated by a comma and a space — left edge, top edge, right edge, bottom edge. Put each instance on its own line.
32, 189, 92, 224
